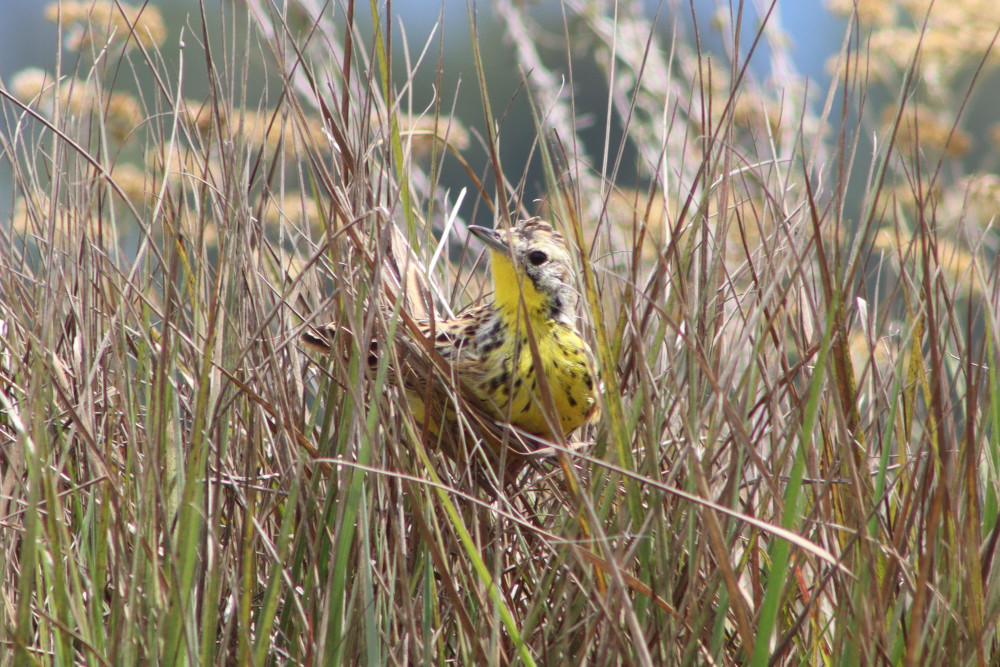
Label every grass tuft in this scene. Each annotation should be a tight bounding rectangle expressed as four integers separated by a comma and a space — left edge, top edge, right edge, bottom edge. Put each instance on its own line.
1, 0, 999, 663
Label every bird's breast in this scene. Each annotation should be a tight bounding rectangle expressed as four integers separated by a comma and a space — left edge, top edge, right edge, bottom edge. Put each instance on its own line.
470, 316, 597, 438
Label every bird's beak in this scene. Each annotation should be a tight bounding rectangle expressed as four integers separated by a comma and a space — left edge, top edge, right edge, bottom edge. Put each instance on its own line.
469, 226, 509, 255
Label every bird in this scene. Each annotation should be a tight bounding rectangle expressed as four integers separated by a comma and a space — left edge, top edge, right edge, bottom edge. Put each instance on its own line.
301, 217, 600, 446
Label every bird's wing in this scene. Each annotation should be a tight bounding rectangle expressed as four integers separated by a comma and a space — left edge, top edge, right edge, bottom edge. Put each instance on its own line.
415, 306, 496, 379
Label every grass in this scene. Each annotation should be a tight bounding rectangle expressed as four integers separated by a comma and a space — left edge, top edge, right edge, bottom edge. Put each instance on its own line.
2, 0, 1000, 664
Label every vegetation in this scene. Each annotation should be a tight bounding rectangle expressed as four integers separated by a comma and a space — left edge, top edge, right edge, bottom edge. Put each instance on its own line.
1, 0, 999, 663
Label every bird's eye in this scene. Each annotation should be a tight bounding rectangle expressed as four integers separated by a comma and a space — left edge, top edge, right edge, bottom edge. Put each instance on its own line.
527, 250, 548, 266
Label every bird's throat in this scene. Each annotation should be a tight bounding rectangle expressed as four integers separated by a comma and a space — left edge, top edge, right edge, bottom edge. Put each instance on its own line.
489, 251, 550, 326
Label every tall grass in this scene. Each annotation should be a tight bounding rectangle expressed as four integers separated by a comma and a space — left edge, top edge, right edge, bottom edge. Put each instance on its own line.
1, 0, 999, 663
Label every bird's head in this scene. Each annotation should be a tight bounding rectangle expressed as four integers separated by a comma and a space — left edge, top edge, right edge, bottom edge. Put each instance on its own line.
470, 218, 577, 324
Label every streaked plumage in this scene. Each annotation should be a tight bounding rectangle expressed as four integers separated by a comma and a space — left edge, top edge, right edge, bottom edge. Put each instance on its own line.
302, 218, 599, 441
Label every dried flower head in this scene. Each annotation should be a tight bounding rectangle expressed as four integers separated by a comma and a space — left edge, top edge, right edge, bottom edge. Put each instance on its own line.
827, 0, 1000, 85
827, 0, 898, 26
883, 105, 971, 158
45, 1, 166, 52
10, 68, 57, 103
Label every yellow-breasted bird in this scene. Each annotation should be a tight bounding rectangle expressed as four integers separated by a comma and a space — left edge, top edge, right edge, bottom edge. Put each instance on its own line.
302, 217, 599, 444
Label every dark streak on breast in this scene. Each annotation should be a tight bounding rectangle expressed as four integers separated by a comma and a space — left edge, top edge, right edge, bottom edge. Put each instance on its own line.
548, 295, 564, 320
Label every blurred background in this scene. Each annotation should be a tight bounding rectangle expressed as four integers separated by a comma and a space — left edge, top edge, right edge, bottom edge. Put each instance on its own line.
0, 1, 846, 223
